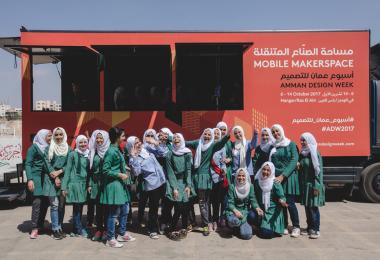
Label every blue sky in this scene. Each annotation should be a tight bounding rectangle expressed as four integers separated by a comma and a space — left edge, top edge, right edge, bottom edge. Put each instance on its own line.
0, 0, 379, 107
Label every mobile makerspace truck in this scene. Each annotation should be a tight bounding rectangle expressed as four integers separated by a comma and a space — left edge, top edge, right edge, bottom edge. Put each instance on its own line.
0, 28, 379, 202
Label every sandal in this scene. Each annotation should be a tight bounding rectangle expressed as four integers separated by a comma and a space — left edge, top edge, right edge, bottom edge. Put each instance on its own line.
179, 229, 187, 239
168, 232, 180, 241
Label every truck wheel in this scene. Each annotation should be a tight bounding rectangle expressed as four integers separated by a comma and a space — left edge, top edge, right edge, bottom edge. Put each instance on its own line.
360, 163, 380, 203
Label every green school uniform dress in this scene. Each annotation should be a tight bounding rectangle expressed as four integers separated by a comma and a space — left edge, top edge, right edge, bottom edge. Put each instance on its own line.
270, 141, 300, 195
299, 152, 325, 207
43, 150, 71, 197
89, 154, 103, 200
252, 145, 271, 175
61, 151, 89, 204
165, 151, 196, 202
186, 134, 230, 190
100, 145, 129, 205
225, 184, 259, 225
254, 181, 286, 234
25, 144, 49, 196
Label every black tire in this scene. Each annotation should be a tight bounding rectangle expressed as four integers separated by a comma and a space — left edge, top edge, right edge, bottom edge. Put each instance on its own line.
360, 163, 380, 203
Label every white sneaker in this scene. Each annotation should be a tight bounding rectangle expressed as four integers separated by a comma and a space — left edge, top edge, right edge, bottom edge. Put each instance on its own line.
283, 228, 289, 235
106, 239, 124, 248
309, 230, 320, 239
117, 233, 136, 242
290, 227, 301, 238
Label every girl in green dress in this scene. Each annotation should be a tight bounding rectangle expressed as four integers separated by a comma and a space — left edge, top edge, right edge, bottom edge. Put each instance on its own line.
225, 168, 262, 240
25, 129, 52, 239
62, 135, 90, 238
165, 133, 195, 240
102, 127, 134, 248
186, 128, 230, 236
44, 127, 71, 239
254, 161, 288, 239
299, 132, 325, 239
252, 128, 275, 175
88, 130, 110, 241
269, 124, 300, 237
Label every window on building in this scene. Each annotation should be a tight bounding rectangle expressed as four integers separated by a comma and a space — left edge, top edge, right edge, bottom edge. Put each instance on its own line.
93, 45, 172, 111
175, 43, 251, 111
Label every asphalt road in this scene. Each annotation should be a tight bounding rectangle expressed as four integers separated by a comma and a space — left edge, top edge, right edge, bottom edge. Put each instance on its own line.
0, 191, 379, 260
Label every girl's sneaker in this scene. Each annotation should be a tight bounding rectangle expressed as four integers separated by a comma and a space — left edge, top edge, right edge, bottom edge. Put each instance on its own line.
92, 231, 103, 241
309, 230, 320, 239
30, 229, 38, 239
290, 227, 301, 238
106, 239, 124, 248
52, 230, 63, 240
283, 228, 289, 235
117, 233, 136, 242
149, 232, 159, 239
80, 229, 89, 238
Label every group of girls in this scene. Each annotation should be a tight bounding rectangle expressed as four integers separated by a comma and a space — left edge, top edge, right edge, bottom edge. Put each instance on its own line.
25, 122, 325, 248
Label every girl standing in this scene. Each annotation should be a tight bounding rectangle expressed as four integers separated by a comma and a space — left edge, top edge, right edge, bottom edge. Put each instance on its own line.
128, 135, 167, 239
231, 126, 258, 181
101, 127, 134, 248
269, 124, 300, 237
25, 129, 52, 239
252, 128, 275, 175
44, 127, 71, 240
254, 162, 288, 239
61, 135, 90, 238
185, 128, 230, 236
210, 128, 228, 231
299, 132, 325, 239
165, 133, 195, 240
88, 130, 110, 241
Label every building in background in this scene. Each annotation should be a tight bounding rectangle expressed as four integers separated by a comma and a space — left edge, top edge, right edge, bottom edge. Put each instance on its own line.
35, 100, 61, 111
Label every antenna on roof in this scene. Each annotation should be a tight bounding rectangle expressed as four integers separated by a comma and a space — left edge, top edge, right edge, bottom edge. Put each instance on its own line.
20, 26, 28, 32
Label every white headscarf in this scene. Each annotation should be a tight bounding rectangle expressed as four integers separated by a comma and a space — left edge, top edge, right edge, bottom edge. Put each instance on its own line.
269, 124, 291, 161
194, 128, 214, 169
255, 161, 275, 211
216, 121, 228, 137
160, 127, 173, 140
300, 132, 320, 176
172, 133, 192, 156
89, 130, 110, 168
33, 129, 50, 153
127, 136, 150, 159
235, 167, 251, 199
143, 129, 158, 148
232, 126, 247, 169
75, 135, 90, 158
260, 128, 275, 153
48, 127, 69, 161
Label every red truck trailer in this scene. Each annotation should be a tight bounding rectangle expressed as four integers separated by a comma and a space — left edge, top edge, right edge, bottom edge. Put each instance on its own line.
1, 28, 379, 202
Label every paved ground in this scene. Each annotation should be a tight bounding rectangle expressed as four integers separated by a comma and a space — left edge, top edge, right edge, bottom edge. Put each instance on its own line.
0, 191, 379, 260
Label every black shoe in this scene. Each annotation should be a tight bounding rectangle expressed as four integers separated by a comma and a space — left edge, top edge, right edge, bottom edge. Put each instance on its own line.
58, 230, 67, 238
52, 230, 63, 240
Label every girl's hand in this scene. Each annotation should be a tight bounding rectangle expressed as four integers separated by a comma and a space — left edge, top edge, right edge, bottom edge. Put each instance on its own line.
233, 209, 243, 219
223, 158, 232, 164
27, 180, 34, 192
55, 178, 61, 188
279, 199, 288, 207
184, 187, 191, 197
255, 207, 264, 216
296, 162, 301, 171
313, 188, 320, 196
173, 189, 179, 200
119, 173, 129, 180
275, 175, 284, 183
62, 190, 67, 197
87, 187, 92, 194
